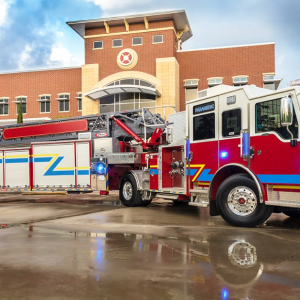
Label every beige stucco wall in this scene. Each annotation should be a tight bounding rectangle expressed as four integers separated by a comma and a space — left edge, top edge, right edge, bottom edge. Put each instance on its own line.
82, 63, 179, 118
156, 57, 180, 117
82, 64, 99, 115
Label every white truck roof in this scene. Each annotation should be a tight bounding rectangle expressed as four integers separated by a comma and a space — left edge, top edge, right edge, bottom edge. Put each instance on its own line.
187, 84, 299, 104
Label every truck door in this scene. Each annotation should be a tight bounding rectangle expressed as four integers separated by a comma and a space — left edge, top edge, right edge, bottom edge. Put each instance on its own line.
188, 97, 219, 190
219, 108, 246, 168
250, 96, 300, 182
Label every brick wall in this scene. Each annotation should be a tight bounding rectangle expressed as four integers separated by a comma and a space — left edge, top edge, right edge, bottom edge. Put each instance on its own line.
0, 67, 82, 120
176, 43, 275, 111
85, 20, 178, 80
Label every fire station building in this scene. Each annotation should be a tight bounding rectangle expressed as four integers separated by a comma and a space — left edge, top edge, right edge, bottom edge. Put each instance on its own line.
0, 10, 280, 122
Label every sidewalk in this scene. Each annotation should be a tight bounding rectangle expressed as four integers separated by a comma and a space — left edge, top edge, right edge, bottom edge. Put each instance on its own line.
0, 191, 120, 205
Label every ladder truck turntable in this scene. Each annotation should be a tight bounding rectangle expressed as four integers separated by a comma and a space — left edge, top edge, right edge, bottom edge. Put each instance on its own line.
1, 84, 300, 227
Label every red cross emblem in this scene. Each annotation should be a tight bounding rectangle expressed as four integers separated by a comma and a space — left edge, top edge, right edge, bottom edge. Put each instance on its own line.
119, 51, 134, 66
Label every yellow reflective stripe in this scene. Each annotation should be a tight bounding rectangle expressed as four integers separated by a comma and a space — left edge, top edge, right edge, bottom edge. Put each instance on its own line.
5, 155, 29, 158
273, 185, 300, 190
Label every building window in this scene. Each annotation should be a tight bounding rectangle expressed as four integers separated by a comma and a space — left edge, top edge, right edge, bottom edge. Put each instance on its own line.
93, 41, 103, 49
0, 98, 9, 115
106, 79, 153, 88
132, 37, 142, 46
233, 76, 248, 86
184, 79, 199, 102
153, 35, 163, 44
255, 98, 298, 139
99, 93, 156, 114
57, 94, 70, 112
208, 77, 223, 87
76, 93, 82, 111
113, 39, 122, 48
263, 74, 275, 80
16, 97, 27, 114
38, 95, 51, 113
263, 73, 282, 90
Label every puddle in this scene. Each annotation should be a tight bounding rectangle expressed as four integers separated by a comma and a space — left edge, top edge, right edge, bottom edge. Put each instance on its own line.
1, 225, 296, 300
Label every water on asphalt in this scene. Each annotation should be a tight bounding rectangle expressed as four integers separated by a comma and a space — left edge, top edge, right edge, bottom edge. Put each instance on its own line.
0, 201, 300, 300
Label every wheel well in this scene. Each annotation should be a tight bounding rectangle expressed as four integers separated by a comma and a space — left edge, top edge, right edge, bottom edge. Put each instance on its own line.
209, 165, 263, 202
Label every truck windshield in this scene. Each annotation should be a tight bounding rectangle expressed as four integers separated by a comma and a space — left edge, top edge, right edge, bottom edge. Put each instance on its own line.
255, 98, 298, 139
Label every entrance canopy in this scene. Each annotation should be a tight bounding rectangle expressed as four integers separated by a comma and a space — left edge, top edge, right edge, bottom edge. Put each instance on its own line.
85, 82, 161, 100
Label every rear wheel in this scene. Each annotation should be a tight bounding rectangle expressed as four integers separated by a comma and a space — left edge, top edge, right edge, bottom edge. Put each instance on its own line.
119, 173, 143, 207
216, 174, 273, 227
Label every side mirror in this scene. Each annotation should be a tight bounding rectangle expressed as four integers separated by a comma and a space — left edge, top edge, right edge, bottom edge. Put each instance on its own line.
280, 95, 297, 146
280, 95, 293, 126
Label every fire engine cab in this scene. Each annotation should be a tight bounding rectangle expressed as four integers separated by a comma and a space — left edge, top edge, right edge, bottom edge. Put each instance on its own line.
0, 83, 300, 227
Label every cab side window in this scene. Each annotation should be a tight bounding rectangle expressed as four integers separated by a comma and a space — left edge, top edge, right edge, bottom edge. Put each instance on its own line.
255, 98, 298, 139
193, 113, 215, 140
222, 109, 241, 137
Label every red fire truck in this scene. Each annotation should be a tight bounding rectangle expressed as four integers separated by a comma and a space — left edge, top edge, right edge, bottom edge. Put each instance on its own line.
0, 84, 299, 227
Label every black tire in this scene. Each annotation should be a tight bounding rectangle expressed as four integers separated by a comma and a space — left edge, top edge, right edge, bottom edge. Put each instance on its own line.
172, 200, 188, 205
216, 174, 273, 227
119, 173, 143, 207
283, 211, 300, 218
141, 200, 152, 206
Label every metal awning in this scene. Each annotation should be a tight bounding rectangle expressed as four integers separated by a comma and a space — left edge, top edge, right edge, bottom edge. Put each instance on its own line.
84, 85, 161, 100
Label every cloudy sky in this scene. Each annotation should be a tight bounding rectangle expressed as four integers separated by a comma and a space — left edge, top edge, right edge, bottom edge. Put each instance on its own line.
0, 0, 299, 87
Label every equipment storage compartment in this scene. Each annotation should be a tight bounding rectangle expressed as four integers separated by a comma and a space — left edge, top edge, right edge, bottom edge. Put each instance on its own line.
4, 149, 30, 189
161, 145, 185, 189
33, 142, 76, 188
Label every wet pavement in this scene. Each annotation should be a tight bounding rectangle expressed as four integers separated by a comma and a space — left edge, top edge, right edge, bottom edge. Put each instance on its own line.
1, 196, 300, 299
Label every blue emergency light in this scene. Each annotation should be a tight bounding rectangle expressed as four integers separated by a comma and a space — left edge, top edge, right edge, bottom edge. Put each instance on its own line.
220, 151, 228, 158
96, 163, 106, 175
221, 288, 229, 300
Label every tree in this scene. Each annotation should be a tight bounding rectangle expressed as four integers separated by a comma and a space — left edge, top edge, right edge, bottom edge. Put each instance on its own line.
17, 98, 23, 124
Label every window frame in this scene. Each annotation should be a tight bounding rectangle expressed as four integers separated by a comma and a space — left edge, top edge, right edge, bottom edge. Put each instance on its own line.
222, 108, 242, 138
76, 93, 82, 111
152, 35, 163, 44
15, 97, 27, 115
58, 100, 70, 112
0, 98, 9, 116
255, 98, 299, 140
232, 76, 248, 85
40, 101, 51, 113
193, 112, 216, 141
132, 37, 142, 46
93, 41, 103, 49
112, 39, 123, 48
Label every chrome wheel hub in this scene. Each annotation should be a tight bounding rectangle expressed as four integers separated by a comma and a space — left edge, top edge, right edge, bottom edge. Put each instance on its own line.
227, 186, 257, 216
228, 241, 257, 268
123, 181, 133, 201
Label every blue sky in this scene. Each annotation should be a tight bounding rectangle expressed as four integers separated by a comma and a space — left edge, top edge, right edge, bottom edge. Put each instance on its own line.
0, 0, 299, 87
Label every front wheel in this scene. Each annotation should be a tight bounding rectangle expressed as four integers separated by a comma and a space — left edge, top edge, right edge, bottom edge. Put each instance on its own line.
216, 174, 273, 227
119, 173, 143, 207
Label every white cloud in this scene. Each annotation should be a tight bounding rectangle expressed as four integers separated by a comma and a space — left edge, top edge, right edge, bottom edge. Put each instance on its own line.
0, 0, 12, 27
49, 43, 82, 67
18, 44, 34, 70
85, 0, 153, 14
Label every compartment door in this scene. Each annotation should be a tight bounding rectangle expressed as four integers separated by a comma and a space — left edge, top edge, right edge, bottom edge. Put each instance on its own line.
5, 149, 30, 188
76, 142, 91, 187
0, 151, 4, 188
33, 143, 75, 188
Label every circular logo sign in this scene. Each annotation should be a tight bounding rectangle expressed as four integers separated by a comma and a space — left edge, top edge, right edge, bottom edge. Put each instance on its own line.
120, 51, 134, 66
117, 48, 138, 70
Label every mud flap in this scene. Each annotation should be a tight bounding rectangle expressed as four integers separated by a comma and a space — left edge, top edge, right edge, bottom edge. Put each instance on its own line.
209, 199, 220, 216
